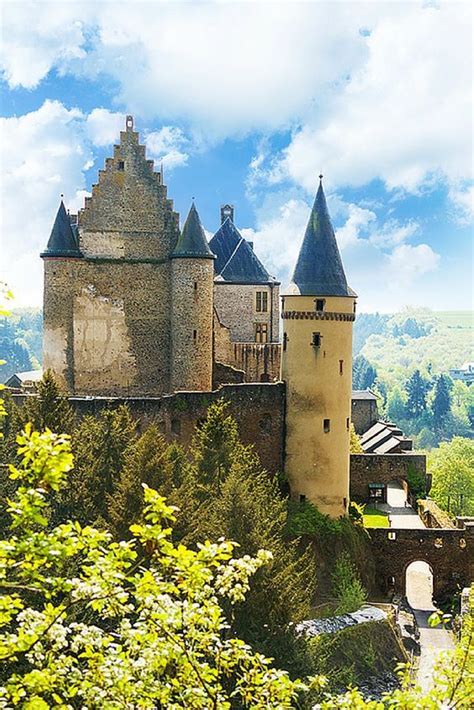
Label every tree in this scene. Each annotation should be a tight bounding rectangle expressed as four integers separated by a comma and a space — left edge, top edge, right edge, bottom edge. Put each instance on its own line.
331, 552, 367, 615
386, 385, 407, 422
352, 355, 377, 391
349, 424, 364, 453
429, 437, 474, 516
432, 374, 452, 427
405, 369, 429, 417
0, 426, 306, 707
14, 369, 75, 435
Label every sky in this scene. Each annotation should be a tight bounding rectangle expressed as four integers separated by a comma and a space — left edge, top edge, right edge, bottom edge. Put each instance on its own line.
0, 0, 472, 313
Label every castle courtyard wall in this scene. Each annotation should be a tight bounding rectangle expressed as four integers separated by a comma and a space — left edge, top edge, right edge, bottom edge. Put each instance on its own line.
350, 453, 427, 502
214, 282, 280, 343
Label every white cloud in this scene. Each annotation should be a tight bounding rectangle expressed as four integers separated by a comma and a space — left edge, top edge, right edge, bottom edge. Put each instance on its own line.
336, 204, 376, 249
279, 3, 472, 199
0, 100, 92, 305
448, 183, 474, 225
145, 127, 190, 170
387, 244, 440, 285
86, 109, 124, 147
370, 219, 419, 249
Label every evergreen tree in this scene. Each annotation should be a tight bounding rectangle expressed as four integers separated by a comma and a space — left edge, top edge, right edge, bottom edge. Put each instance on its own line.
56, 406, 137, 526
386, 385, 407, 422
405, 369, 428, 417
15, 369, 75, 434
349, 423, 364, 453
432, 374, 452, 427
108, 425, 171, 539
352, 354, 377, 390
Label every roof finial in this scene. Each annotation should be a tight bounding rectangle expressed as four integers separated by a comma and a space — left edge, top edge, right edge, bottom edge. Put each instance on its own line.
60, 193, 64, 199
319, 174, 323, 183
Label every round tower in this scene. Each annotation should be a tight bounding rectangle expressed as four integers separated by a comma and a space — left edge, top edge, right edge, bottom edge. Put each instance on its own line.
170, 203, 215, 392
281, 177, 357, 518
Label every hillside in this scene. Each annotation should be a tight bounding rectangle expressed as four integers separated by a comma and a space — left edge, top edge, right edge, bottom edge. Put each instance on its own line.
0, 308, 42, 381
355, 308, 473, 385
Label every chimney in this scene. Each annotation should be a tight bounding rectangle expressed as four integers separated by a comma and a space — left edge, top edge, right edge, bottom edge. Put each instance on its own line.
220, 204, 234, 224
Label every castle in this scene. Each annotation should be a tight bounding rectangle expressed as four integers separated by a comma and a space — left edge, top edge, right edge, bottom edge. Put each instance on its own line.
41, 116, 355, 518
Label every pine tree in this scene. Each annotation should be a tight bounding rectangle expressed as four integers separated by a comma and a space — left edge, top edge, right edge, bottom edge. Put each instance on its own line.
352, 354, 377, 390
108, 425, 174, 539
15, 370, 75, 434
432, 374, 451, 427
405, 369, 428, 417
55, 406, 137, 526
386, 385, 407, 422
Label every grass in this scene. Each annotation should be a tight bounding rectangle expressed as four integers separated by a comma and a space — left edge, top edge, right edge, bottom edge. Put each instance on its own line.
363, 506, 390, 529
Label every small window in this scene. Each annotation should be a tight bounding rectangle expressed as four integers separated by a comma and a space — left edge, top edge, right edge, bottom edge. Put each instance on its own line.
194, 281, 198, 291
346, 417, 350, 430
312, 332, 322, 348
323, 418, 330, 433
255, 323, 268, 343
193, 329, 197, 342
316, 299, 325, 312
353, 302, 357, 314
256, 291, 268, 312
283, 332, 288, 351
299, 494, 306, 504
117, 160, 125, 171
339, 360, 344, 375
343, 497, 347, 510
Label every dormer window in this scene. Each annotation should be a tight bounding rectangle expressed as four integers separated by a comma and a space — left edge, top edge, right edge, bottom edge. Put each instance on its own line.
315, 299, 325, 312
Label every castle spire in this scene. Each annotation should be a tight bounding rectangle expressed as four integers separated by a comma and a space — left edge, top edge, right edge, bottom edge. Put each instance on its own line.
289, 179, 355, 297
171, 203, 215, 259
41, 199, 82, 258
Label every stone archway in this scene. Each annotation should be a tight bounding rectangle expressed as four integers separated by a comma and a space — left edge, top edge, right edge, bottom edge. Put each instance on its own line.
406, 560, 434, 610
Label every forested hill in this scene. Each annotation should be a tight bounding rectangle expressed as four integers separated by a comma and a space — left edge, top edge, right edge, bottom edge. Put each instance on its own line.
354, 309, 473, 384
0, 308, 42, 381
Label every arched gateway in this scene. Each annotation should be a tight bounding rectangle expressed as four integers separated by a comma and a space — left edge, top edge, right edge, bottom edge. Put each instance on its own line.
369, 526, 474, 601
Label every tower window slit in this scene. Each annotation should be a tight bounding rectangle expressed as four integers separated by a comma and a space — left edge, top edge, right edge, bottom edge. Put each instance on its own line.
346, 417, 350, 430
339, 359, 344, 375
323, 418, 330, 433
193, 329, 197, 342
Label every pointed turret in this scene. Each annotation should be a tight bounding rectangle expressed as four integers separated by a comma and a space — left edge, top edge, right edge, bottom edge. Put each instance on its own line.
288, 177, 355, 297
41, 200, 82, 258
171, 203, 215, 259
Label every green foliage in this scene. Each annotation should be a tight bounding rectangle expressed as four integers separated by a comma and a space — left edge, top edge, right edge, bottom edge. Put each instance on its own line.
432, 374, 451, 427
429, 437, 474, 516
352, 354, 377, 391
0, 307, 42, 381
287, 500, 343, 540
405, 369, 429, 417
0, 426, 305, 707
386, 385, 407, 422
349, 424, 364, 453
406, 463, 426, 500
331, 552, 367, 615
14, 370, 75, 435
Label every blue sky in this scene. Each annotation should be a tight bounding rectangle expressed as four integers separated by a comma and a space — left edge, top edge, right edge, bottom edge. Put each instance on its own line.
0, 0, 472, 312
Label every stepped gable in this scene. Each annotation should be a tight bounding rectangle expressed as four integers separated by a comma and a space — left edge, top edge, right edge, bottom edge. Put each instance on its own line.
288, 176, 356, 297
78, 115, 179, 250
41, 200, 82, 258
209, 217, 274, 284
172, 203, 215, 259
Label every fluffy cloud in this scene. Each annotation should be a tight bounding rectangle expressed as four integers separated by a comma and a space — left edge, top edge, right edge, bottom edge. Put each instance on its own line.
280, 3, 472, 195
145, 127, 190, 169
86, 109, 124, 147
0, 100, 92, 305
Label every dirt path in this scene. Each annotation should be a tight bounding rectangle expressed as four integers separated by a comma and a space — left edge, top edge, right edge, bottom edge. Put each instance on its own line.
407, 562, 455, 692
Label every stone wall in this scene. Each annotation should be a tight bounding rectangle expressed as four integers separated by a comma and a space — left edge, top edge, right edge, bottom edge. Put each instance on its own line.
68, 382, 286, 475
351, 398, 378, 434
212, 362, 245, 389
350, 453, 427, 502
368, 525, 474, 599
231, 343, 281, 382
213, 282, 280, 343
418, 499, 456, 529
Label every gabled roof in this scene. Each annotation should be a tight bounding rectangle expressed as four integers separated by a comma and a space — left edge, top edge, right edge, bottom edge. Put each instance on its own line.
209, 217, 276, 284
352, 389, 379, 401
171, 203, 215, 259
41, 201, 82, 258
287, 178, 355, 297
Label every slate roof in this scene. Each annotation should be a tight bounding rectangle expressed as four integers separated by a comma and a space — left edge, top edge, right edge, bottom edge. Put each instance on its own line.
172, 203, 215, 259
287, 179, 356, 297
41, 201, 82, 258
352, 389, 379, 401
209, 218, 276, 284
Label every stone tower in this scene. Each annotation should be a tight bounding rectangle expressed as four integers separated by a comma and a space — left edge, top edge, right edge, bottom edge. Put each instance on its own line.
281, 177, 357, 518
170, 203, 215, 391
42, 116, 181, 396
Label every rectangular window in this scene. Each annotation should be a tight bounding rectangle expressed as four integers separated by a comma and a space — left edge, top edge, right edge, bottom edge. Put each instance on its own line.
316, 299, 325, 311
346, 417, 350, 430
299, 494, 306, 504
339, 360, 344, 375
256, 291, 268, 312
312, 332, 322, 348
194, 281, 198, 291
255, 323, 268, 343
193, 329, 197, 342
117, 160, 125, 171
283, 332, 288, 351
323, 418, 330, 433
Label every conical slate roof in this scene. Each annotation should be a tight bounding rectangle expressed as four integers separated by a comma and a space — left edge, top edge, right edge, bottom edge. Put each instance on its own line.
172, 203, 215, 259
41, 201, 82, 258
209, 218, 275, 284
288, 179, 355, 297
